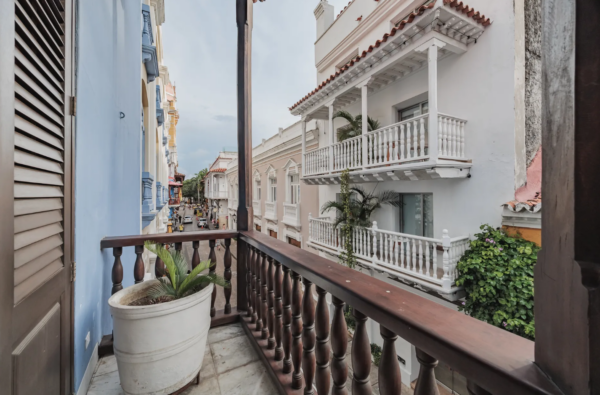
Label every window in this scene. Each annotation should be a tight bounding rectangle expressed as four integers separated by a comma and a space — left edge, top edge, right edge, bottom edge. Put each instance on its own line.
399, 193, 433, 238
269, 229, 278, 239
289, 174, 300, 204
255, 180, 261, 200
255, 224, 261, 232
398, 100, 429, 121
288, 237, 301, 248
269, 177, 277, 202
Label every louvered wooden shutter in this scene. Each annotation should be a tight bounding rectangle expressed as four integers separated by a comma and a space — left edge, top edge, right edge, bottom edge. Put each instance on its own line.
13, 0, 68, 304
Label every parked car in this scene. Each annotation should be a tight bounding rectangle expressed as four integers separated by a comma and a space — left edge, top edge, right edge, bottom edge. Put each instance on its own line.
183, 216, 193, 224
197, 218, 208, 229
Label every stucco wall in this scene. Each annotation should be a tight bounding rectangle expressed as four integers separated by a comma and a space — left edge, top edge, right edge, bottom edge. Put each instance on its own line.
73, 0, 142, 391
524, 0, 541, 166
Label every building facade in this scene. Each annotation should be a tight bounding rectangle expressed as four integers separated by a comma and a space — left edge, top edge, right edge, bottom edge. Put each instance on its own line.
204, 152, 238, 229
291, 0, 541, 387
225, 121, 321, 249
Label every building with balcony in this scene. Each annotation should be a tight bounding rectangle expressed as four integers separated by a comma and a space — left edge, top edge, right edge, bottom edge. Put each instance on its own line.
225, 122, 321, 249
204, 152, 237, 229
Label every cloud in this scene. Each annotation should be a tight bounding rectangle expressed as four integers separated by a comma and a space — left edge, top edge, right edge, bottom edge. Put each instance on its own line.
213, 115, 236, 123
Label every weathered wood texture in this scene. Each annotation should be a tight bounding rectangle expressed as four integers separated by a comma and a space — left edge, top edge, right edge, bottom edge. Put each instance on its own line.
537, 0, 600, 393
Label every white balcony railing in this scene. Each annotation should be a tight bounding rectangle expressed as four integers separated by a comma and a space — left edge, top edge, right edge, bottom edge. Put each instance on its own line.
208, 190, 228, 199
282, 203, 301, 228
265, 201, 277, 221
252, 199, 261, 216
303, 114, 468, 178
307, 216, 470, 297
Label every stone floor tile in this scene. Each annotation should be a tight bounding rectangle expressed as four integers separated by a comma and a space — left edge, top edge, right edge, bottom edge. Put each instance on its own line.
207, 323, 244, 344
87, 370, 123, 395
94, 355, 118, 377
217, 361, 278, 395
179, 376, 221, 395
199, 348, 216, 381
211, 333, 258, 374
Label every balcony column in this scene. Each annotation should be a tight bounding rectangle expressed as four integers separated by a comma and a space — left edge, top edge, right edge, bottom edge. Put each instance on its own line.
417, 38, 445, 163
326, 101, 335, 174
358, 78, 371, 169
301, 117, 307, 176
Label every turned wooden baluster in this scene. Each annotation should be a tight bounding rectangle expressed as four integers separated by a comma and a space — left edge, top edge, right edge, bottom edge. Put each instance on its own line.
261, 252, 270, 340
134, 245, 145, 284
209, 239, 217, 317
247, 246, 254, 318
302, 278, 316, 395
175, 242, 182, 252
224, 239, 232, 314
154, 243, 165, 278
331, 296, 348, 395
414, 349, 440, 395
250, 247, 257, 323
255, 251, 264, 332
191, 240, 200, 269
379, 326, 402, 395
291, 271, 304, 389
111, 247, 123, 294
282, 266, 293, 374
352, 309, 372, 395
267, 256, 276, 349
274, 260, 283, 361
466, 380, 493, 395
315, 286, 330, 395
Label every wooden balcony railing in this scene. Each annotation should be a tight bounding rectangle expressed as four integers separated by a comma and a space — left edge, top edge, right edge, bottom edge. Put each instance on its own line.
101, 230, 561, 395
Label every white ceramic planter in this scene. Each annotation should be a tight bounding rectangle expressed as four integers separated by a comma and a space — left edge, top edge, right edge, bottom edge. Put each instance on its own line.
108, 280, 214, 395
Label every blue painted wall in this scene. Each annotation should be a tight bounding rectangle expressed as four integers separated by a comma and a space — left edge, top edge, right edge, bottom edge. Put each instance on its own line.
74, 0, 142, 391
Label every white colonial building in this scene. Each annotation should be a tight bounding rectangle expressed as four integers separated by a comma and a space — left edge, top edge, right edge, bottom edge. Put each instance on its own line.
204, 152, 238, 229
292, 0, 541, 388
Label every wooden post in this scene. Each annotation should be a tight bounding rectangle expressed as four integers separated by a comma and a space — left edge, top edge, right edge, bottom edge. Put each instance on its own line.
236, 0, 253, 231
536, 0, 600, 393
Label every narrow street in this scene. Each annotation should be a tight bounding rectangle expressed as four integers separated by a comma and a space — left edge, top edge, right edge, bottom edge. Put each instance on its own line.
172, 205, 238, 313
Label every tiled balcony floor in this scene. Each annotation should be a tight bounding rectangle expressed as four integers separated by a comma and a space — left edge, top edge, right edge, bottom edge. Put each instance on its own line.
86, 323, 278, 395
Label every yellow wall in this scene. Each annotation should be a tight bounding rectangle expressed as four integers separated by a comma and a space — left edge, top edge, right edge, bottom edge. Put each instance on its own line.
502, 226, 541, 247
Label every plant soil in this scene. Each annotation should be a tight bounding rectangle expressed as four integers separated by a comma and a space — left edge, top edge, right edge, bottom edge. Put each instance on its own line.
127, 296, 173, 306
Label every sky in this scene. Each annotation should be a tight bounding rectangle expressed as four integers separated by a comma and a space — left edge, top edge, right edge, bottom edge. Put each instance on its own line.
161, 0, 352, 177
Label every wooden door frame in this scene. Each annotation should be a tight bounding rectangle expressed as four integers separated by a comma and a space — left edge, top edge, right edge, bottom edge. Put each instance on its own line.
0, 0, 16, 390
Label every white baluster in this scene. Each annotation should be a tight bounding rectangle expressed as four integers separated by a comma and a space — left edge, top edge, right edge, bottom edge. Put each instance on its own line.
438, 116, 443, 158
371, 222, 378, 262
460, 121, 465, 158
400, 237, 405, 268
451, 120, 457, 157
419, 117, 425, 157
411, 239, 417, 272
383, 128, 389, 163
400, 124, 406, 161
393, 235, 399, 266
441, 230, 451, 291
432, 243, 438, 278
392, 126, 398, 161
418, 240, 424, 274
441, 117, 447, 156
425, 241, 431, 276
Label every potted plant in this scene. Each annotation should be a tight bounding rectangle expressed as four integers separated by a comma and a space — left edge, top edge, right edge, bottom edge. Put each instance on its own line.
108, 241, 227, 395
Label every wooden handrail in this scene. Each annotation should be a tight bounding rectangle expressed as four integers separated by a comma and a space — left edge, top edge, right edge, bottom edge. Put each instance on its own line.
100, 230, 238, 248
240, 230, 562, 395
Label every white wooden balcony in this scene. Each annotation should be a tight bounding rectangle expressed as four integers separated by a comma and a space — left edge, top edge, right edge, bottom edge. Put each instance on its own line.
264, 201, 277, 221
252, 199, 261, 217
282, 203, 301, 228
302, 113, 470, 184
307, 216, 470, 299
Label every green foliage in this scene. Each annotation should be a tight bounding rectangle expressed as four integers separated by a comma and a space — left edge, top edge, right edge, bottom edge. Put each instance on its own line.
182, 169, 208, 202
344, 305, 356, 330
338, 169, 357, 269
455, 225, 538, 340
370, 343, 382, 367
144, 241, 228, 302
333, 110, 381, 142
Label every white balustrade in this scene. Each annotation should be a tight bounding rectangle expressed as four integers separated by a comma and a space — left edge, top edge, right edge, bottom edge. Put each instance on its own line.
265, 201, 276, 220
438, 114, 467, 159
252, 199, 261, 216
303, 147, 330, 176
282, 203, 301, 227
308, 217, 470, 294
332, 135, 363, 171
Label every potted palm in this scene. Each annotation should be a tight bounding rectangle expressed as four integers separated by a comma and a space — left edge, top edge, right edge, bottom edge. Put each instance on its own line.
333, 110, 380, 142
108, 242, 227, 395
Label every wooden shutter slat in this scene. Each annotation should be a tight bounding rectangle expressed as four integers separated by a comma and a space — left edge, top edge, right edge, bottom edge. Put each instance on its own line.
15, 35, 64, 92
15, 14, 63, 80
14, 209, 62, 233
15, 132, 63, 162
15, 100, 63, 137
14, 198, 63, 216
15, 150, 63, 174
15, 67, 63, 114
14, 259, 62, 304
15, 83, 64, 126
14, 222, 63, 250
15, 116, 63, 150
31, 0, 64, 41
15, 166, 63, 186
14, 247, 63, 286
16, 0, 64, 60
14, 234, 62, 268
14, 183, 63, 199
51, 0, 64, 12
